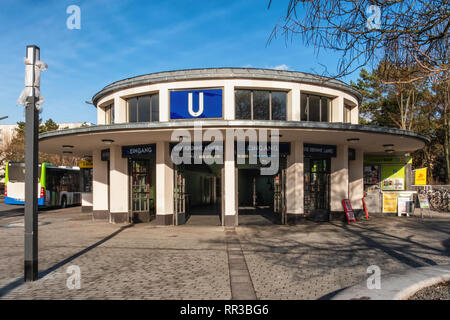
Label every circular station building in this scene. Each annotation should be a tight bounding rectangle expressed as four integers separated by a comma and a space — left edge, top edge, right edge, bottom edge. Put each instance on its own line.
39, 68, 428, 226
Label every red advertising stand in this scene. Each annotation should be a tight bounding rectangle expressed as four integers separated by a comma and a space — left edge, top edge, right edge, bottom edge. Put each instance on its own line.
342, 199, 356, 223
362, 197, 370, 219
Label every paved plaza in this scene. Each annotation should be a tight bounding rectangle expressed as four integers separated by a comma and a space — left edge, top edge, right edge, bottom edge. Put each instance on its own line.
0, 203, 449, 300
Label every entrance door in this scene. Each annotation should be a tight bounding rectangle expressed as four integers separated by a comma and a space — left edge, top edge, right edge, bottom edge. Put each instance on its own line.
129, 159, 155, 223
174, 165, 187, 225
304, 157, 330, 221
273, 167, 287, 224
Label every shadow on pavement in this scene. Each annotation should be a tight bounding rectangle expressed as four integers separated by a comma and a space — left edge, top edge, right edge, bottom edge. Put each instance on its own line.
0, 223, 133, 298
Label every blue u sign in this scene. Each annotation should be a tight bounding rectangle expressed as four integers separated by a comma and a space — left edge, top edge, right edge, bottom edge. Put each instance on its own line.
170, 89, 222, 119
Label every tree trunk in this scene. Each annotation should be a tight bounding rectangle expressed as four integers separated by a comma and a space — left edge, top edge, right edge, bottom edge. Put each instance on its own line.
444, 82, 450, 184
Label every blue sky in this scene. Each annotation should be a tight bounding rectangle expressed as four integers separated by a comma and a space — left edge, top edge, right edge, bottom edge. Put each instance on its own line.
0, 0, 362, 125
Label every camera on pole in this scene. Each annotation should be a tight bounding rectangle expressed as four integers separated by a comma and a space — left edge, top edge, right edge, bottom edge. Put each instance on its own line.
17, 45, 47, 282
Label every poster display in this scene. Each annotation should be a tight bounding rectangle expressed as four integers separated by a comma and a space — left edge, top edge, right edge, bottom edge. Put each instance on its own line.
382, 193, 398, 213
342, 199, 356, 223
414, 168, 427, 185
381, 165, 405, 191
364, 165, 380, 185
398, 193, 412, 215
418, 194, 430, 209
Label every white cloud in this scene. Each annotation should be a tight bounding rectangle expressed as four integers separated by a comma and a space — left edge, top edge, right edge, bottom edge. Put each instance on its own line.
272, 64, 289, 71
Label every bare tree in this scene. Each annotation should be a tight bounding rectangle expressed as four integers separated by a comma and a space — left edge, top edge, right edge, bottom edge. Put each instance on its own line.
268, 0, 449, 82
269, 0, 449, 182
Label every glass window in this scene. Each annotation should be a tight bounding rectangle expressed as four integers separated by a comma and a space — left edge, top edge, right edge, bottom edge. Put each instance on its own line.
104, 104, 114, 124
344, 104, 352, 123
235, 89, 287, 120
271, 91, 286, 120
235, 90, 251, 120
321, 98, 329, 122
138, 96, 151, 122
253, 90, 270, 120
300, 94, 331, 122
301, 94, 308, 121
151, 94, 159, 121
128, 98, 138, 122
127, 94, 159, 122
309, 95, 321, 122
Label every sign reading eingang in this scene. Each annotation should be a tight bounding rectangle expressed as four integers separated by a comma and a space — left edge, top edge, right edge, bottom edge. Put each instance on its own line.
122, 144, 156, 158
170, 89, 222, 119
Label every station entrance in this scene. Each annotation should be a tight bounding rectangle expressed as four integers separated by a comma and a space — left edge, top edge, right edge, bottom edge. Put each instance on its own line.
237, 159, 287, 225
304, 157, 331, 221
128, 156, 156, 223
174, 163, 222, 226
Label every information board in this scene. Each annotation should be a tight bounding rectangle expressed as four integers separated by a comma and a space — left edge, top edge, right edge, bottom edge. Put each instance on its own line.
342, 199, 356, 223
382, 193, 398, 213
418, 194, 430, 209
415, 168, 427, 185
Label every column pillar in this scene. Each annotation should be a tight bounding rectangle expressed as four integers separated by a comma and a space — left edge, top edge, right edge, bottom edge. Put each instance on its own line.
349, 148, 364, 210
290, 87, 301, 121
286, 140, 304, 224
332, 96, 344, 123
330, 144, 349, 218
109, 145, 129, 223
224, 131, 237, 226
224, 80, 235, 120
92, 149, 109, 220
156, 141, 174, 225
114, 96, 127, 123
159, 85, 169, 122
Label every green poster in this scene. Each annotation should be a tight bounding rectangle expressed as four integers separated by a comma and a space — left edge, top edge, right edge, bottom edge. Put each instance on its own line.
381, 165, 405, 191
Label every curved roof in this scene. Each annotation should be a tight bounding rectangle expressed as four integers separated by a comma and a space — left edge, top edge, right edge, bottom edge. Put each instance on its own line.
39, 120, 430, 143
92, 67, 362, 105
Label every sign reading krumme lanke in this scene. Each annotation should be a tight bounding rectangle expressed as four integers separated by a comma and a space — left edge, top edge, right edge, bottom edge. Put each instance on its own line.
170, 89, 222, 119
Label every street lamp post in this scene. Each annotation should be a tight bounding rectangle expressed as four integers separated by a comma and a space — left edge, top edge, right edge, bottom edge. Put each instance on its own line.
17, 45, 47, 282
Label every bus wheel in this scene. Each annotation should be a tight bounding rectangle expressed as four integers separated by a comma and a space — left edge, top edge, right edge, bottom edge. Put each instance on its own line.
61, 196, 67, 209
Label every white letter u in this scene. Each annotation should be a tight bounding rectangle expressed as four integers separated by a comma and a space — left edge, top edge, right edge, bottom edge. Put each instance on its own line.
188, 92, 204, 117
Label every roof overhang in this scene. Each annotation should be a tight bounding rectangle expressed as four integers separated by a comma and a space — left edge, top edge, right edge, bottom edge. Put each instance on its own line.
39, 121, 429, 157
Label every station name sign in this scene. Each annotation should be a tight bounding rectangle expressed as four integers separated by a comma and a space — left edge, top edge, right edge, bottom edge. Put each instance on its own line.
237, 142, 291, 156
170, 89, 222, 119
122, 144, 156, 158
169, 142, 223, 160
304, 144, 336, 157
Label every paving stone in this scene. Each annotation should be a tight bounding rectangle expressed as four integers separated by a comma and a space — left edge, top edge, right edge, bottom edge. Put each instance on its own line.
0, 206, 449, 300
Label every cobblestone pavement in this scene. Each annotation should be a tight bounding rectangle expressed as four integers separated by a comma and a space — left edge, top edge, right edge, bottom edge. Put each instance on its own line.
0, 205, 449, 300
239, 216, 450, 299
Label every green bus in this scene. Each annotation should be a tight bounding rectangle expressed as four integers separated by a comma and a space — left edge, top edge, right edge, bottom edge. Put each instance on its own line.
4, 162, 81, 207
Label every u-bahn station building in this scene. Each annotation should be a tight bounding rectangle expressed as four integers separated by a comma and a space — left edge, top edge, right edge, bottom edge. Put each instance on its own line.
39, 68, 428, 227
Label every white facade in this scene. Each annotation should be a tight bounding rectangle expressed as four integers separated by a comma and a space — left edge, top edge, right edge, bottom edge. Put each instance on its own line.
38, 68, 427, 226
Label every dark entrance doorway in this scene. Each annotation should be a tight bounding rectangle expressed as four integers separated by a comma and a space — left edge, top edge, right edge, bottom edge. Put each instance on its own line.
304, 157, 331, 221
237, 159, 287, 225
129, 158, 156, 223
174, 163, 222, 226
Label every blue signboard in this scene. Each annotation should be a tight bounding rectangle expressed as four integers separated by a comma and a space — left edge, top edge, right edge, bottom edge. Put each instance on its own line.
170, 89, 222, 119
238, 142, 291, 155
304, 143, 336, 157
122, 144, 156, 158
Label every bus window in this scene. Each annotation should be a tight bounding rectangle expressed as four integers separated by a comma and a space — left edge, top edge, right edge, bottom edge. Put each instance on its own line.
7, 163, 41, 182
